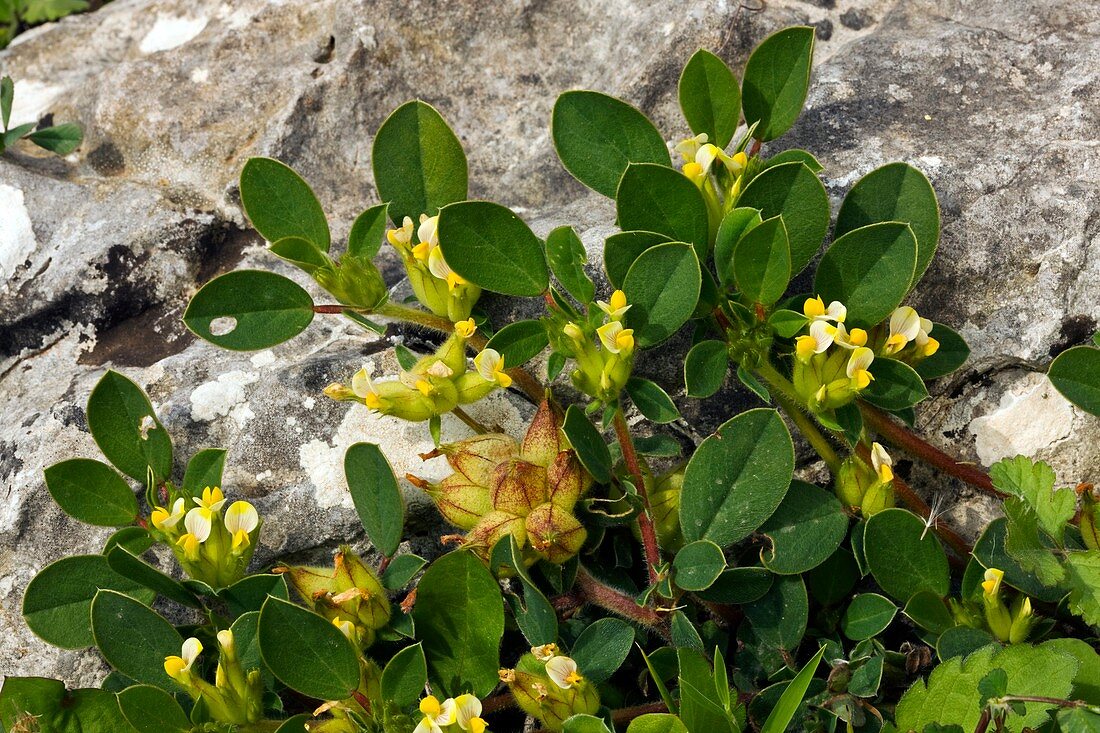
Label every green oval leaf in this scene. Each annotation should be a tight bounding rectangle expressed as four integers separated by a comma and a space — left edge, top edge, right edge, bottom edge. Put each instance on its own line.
914, 322, 970, 380
486, 320, 550, 367
1049, 345, 1100, 416
105, 545, 201, 607
835, 162, 940, 281
625, 377, 680, 424
903, 589, 956, 635
764, 149, 823, 173
742, 26, 815, 142
239, 157, 330, 250
117, 685, 191, 733
680, 408, 794, 548
714, 207, 763, 285
693, 566, 773, 604
552, 90, 671, 198
0, 679, 132, 733
91, 589, 183, 688
604, 230, 672, 289
864, 508, 950, 602
679, 49, 741, 148
628, 713, 689, 733
182, 448, 227, 497
44, 458, 137, 526
546, 226, 595, 304
813, 222, 918, 328
372, 100, 468, 223
347, 202, 390, 259
744, 575, 808, 667
437, 201, 549, 296
737, 162, 828, 273
344, 442, 405, 557
259, 596, 361, 700
732, 215, 791, 306
184, 270, 315, 351
862, 358, 929, 410
570, 617, 635, 684
412, 551, 504, 697
87, 370, 172, 483
673, 540, 726, 591
381, 643, 428, 708
759, 480, 848, 575
270, 236, 329, 274
841, 593, 897, 640
27, 123, 83, 155
684, 340, 729, 398
22, 555, 154, 649
616, 163, 709, 259
562, 405, 612, 485
623, 243, 702, 348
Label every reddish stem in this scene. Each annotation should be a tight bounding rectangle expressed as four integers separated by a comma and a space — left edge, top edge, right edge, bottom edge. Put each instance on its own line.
612, 409, 662, 587
859, 403, 1004, 498
313, 304, 346, 314
574, 566, 665, 630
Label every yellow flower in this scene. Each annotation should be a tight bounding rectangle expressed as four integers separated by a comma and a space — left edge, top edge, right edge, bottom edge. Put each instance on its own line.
414, 695, 456, 733
795, 335, 819, 360
982, 567, 1004, 598
387, 216, 415, 252
418, 214, 440, 248
164, 637, 202, 683
673, 133, 708, 162
151, 498, 186, 530
196, 486, 226, 512
545, 655, 584, 689
224, 501, 259, 550
803, 296, 846, 323
455, 319, 477, 338
177, 507, 213, 559
428, 246, 467, 290
597, 321, 635, 355
870, 442, 893, 483
846, 347, 875, 390
885, 306, 922, 354
474, 349, 512, 389
596, 290, 631, 321
455, 694, 488, 733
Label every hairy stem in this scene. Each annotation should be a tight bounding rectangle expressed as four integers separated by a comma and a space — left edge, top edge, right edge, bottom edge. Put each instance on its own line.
376, 302, 456, 332
575, 566, 666, 630
612, 408, 663, 588
452, 406, 491, 434
859, 403, 1005, 498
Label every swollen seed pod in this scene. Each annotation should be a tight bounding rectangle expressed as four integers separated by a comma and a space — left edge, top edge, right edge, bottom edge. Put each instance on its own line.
525, 503, 587, 564
425, 434, 520, 487
521, 397, 566, 467
407, 472, 492, 531
466, 510, 528, 554
546, 451, 591, 510
491, 459, 549, 516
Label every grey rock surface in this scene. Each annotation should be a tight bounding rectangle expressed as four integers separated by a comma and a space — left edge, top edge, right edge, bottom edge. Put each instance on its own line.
0, 0, 1097, 686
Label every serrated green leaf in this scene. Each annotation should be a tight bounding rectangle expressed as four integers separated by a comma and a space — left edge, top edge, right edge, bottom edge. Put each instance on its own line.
1065, 551, 1100, 627
992, 456, 1075, 546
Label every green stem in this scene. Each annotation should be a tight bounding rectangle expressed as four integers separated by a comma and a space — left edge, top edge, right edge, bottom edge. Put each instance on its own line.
375, 302, 455, 332
755, 361, 842, 473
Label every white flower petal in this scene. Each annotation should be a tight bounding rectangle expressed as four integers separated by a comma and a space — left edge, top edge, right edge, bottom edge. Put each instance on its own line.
546, 655, 579, 689
809, 320, 836, 352
455, 694, 482, 729
181, 637, 203, 667
224, 501, 259, 534
846, 347, 875, 378
184, 508, 213, 543
889, 306, 921, 342
474, 349, 503, 382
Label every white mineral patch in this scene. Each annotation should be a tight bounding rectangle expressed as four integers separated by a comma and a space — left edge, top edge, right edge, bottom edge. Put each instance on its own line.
249, 350, 276, 368
4, 79, 61, 127
139, 16, 208, 54
969, 371, 1074, 465
0, 185, 36, 285
189, 370, 259, 426
190, 67, 210, 83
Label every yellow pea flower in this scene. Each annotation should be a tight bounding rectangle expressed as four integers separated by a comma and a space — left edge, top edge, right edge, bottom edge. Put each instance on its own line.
387, 216, 415, 252
151, 498, 186, 530
455, 694, 488, 733
164, 637, 202, 683
545, 655, 584, 689
596, 321, 634, 355
982, 567, 1004, 598
596, 290, 631, 321
455, 319, 477, 338
224, 501, 259, 550
846, 347, 875, 390
196, 486, 226, 512
870, 442, 894, 483
474, 349, 512, 389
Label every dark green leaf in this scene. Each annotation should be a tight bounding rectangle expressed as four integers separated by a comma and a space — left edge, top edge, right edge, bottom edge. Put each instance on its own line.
913, 322, 969, 380
694, 566, 773, 604
546, 226, 596, 304
0, 679, 131, 733
902, 590, 955, 635
737, 162, 828, 273
714, 207, 763, 285
44, 458, 137, 526
22, 555, 154, 649
678, 648, 737, 733
438, 201, 549, 296
759, 480, 847, 575
372, 100, 468, 223
805, 549, 859, 606
848, 655, 884, 698
685, 340, 729, 398
814, 221, 918, 328
1, 76, 12, 129
744, 576, 808, 669
732, 215, 791, 305
627, 713, 689, 733
670, 611, 704, 651
841, 593, 897, 640
27, 123, 82, 154
552, 90, 671, 198
864, 508, 950, 601
763, 149, 823, 172
117, 685, 191, 733
486, 320, 550, 367
103, 526, 153, 556
219, 573, 288, 617
625, 377, 680, 424
617, 163, 709, 259
835, 162, 940, 281
181, 448, 227, 496
741, 26, 815, 142
571, 617, 635, 684
258, 596, 361, 700
412, 551, 504, 697
344, 442, 404, 557
184, 270, 314, 351
768, 309, 808, 338
623, 242, 702, 348
680, 408, 794, 548
604, 230, 672, 289
87, 370, 172, 483
1049, 345, 1100, 416
105, 546, 201, 608
382, 554, 428, 591
381, 643, 428, 708
269, 236, 329, 274
673, 540, 726, 591
347, 202, 390, 259
562, 405, 612, 485
91, 590, 183, 688
679, 49, 741, 148
239, 157, 330, 250
936, 626, 994, 661
1058, 708, 1100, 733
2, 122, 36, 148
862, 358, 929, 410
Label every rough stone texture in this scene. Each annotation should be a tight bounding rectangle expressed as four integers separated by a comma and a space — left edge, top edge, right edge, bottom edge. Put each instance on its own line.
0, 0, 1097, 685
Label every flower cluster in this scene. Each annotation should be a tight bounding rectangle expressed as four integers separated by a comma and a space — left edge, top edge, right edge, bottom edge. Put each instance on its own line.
836, 442, 896, 517
388, 214, 481, 321
499, 646, 598, 732
150, 487, 260, 588
792, 296, 875, 412
324, 320, 509, 422
412, 693, 489, 733
409, 397, 592, 565
978, 568, 1035, 644
549, 290, 636, 404
276, 546, 392, 649
674, 132, 749, 232
164, 631, 264, 725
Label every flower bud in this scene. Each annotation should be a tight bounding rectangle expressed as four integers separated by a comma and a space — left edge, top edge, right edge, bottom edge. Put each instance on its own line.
835, 456, 875, 509
860, 479, 895, 517
466, 510, 527, 554
408, 472, 492, 531
312, 255, 388, 309
525, 502, 587, 564
521, 397, 566, 467
546, 451, 591, 509
334, 547, 392, 631
491, 459, 549, 516
1008, 596, 1035, 644
423, 434, 520, 487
